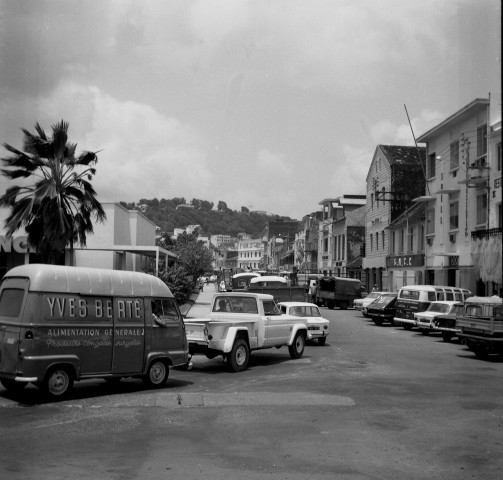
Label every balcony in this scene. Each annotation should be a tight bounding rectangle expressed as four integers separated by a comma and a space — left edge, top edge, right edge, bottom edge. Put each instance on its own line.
471, 227, 502, 239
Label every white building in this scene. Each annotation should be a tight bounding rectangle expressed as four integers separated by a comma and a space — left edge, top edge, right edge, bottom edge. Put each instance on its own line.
0, 202, 176, 279
238, 238, 263, 270
416, 97, 500, 294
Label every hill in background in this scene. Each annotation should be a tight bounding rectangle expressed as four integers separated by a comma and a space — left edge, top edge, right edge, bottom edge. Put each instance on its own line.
120, 197, 299, 237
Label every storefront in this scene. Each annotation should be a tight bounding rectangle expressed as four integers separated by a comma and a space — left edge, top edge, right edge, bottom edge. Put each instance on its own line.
386, 254, 425, 292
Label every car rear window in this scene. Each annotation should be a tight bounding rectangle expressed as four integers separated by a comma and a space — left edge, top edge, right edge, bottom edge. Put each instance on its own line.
0, 288, 24, 317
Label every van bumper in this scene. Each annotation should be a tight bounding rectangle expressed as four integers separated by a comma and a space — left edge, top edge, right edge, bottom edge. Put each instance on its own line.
15, 376, 38, 383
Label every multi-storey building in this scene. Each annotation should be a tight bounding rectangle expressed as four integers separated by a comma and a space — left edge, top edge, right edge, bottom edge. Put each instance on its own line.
238, 238, 264, 271
294, 212, 323, 274
363, 145, 426, 291
317, 195, 366, 275
417, 96, 501, 295
386, 202, 426, 291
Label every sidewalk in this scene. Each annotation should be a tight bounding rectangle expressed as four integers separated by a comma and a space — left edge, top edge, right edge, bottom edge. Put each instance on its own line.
180, 282, 219, 319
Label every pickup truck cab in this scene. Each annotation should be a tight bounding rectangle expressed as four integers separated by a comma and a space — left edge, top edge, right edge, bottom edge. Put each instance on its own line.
184, 292, 308, 372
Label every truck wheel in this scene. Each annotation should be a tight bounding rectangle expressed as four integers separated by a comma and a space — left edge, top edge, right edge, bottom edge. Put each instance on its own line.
339, 301, 349, 310
327, 301, 336, 310
441, 332, 454, 342
1, 379, 27, 393
373, 318, 383, 326
318, 337, 327, 346
143, 360, 169, 388
42, 367, 74, 399
229, 339, 250, 372
288, 332, 305, 359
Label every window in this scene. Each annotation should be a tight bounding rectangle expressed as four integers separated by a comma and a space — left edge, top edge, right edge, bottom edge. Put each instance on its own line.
419, 224, 425, 251
341, 234, 345, 260
370, 193, 374, 209
450, 141, 459, 170
370, 234, 373, 252
449, 200, 459, 230
376, 232, 379, 250
408, 226, 414, 252
477, 124, 487, 157
476, 190, 488, 225
382, 230, 385, 250
391, 230, 396, 253
427, 153, 436, 178
0, 289, 25, 317
426, 208, 435, 235
399, 228, 404, 253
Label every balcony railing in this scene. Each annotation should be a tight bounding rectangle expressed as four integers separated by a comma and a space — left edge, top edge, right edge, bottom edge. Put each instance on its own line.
471, 227, 502, 239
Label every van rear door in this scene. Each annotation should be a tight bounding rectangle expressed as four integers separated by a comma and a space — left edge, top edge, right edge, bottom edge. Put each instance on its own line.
112, 297, 145, 374
0, 278, 27, 375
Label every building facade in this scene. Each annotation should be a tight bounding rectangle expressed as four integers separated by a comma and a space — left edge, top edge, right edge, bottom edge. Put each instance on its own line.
416, 98, 499, 294
386, 202, 426, 291
317, 195, 366, 275
0, 203, 176, 279
363, 145, 426, 291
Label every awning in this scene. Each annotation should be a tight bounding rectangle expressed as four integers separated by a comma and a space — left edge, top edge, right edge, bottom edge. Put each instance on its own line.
71, 245, 177, 276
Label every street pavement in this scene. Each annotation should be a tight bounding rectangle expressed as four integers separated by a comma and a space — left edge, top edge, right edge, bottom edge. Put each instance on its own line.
183, 281, 219, 318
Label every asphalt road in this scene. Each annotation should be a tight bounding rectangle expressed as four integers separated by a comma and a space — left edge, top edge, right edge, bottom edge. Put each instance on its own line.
1, 307, 502, 480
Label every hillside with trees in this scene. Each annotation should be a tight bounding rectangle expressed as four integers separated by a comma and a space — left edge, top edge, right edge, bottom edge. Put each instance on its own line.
120, 197, 299, 237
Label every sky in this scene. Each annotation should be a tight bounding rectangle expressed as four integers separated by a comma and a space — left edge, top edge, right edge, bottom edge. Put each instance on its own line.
0, 0, 500, 220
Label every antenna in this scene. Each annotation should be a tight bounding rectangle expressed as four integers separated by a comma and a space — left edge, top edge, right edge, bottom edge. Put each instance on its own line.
404, 104, 430, 196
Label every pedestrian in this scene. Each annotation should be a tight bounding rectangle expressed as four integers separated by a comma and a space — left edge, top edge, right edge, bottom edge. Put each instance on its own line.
219, 280, 226, 292
309, 281, 317, 304
372, 284, 378, 292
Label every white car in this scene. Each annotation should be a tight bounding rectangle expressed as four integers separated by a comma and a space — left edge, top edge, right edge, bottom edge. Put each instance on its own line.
278, 302, 330, 345
414, 301, 463, 335
353, 292, 385, 317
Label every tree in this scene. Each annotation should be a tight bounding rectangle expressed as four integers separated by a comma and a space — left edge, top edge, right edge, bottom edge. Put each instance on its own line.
0, 120, 106, 264
217, 200, 228, 212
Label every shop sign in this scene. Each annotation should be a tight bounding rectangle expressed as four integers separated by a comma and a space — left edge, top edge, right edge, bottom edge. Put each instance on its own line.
0, 235, 29, 254
386, 254, 424, 268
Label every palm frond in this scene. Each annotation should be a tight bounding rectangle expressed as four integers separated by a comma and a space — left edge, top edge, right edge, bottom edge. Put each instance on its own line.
0, 168, 33, 179
77, 151, 98, 165
33, 123, 48, 141
51, 120, 69, 162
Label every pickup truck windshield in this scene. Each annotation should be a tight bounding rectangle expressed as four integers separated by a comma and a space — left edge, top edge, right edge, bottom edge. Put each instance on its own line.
263, 300, 281, 316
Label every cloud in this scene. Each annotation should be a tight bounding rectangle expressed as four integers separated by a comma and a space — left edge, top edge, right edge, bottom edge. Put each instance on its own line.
370, 109, 446, 145
329, 146, 370, 195
9, 81, 213, 204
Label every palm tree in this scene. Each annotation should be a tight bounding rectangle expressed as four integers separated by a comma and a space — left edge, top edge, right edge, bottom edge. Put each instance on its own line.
0, 120, 106, 264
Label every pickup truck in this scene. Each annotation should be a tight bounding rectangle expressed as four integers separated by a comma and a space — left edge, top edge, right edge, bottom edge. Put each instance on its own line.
184, 292, 308, 372
457, 296, 503, 358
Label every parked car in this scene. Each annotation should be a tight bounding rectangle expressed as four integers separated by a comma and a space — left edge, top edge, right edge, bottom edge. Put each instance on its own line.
415, 301, 464, 335
366, 293, 398, 326
353, 291, 385, 317
278, 302, 330, 345
431, 304, 466, 342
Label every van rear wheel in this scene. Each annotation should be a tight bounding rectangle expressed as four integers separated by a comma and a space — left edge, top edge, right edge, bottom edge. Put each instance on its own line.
42, 368, 74, 399
143, 360, 169, 388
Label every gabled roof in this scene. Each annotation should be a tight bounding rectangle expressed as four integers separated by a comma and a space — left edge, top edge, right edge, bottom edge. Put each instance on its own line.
417, 98, 489, 142
378, 145, 426, 166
